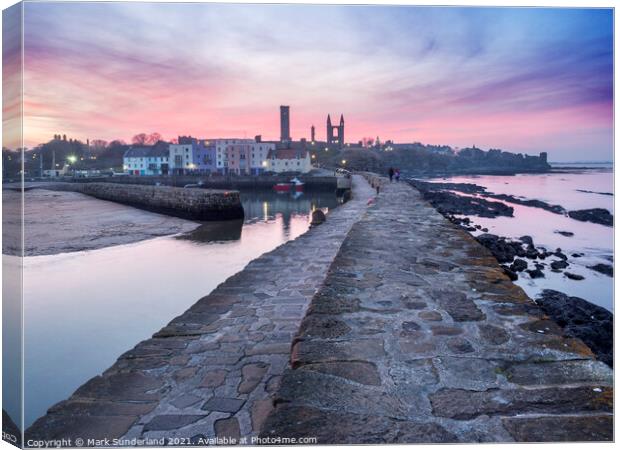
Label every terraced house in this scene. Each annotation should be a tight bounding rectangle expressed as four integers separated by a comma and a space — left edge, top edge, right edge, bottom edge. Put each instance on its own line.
123, 142, 170, 175
214, 138, 275, 175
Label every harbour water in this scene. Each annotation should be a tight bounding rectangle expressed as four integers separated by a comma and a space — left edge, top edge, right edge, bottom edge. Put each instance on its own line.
19, 189, 340, 428
428, 166, 613, 313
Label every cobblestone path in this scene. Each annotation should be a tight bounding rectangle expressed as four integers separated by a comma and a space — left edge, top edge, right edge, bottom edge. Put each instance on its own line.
26, 176, 375, 444
262, 177, 613, 443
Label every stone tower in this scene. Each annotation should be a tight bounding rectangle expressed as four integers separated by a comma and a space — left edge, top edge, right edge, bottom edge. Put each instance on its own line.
326, 114, 345, 148
280, 105, 290, 142
311, 125, 315, 142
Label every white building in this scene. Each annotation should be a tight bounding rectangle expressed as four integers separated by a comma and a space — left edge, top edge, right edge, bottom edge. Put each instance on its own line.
267, 149, 312, 173
123, 144, 170, 175
213, 138, 254, 174
169, 143, 195, 174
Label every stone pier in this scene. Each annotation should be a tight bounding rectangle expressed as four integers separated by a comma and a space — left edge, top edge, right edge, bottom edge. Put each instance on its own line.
16, 182, 244, 221
25, 175, 612, 445
261, 177, 613, 443
26, 175, 375, 444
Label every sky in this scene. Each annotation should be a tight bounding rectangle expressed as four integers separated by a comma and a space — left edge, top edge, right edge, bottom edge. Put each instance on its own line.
4, 3, 614, 161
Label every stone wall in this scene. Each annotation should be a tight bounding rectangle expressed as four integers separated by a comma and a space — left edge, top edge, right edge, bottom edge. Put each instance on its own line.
72, 175, 338, 191
260, 177, 613, 443
40, 182, 244, 221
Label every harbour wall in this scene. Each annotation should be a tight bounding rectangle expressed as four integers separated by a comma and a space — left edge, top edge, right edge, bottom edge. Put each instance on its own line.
70, 175, 339, 191
27, 182, 244, 221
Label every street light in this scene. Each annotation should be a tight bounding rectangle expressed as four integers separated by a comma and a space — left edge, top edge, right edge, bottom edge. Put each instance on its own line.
341, 159, 347, 165
67, 155, 77, 164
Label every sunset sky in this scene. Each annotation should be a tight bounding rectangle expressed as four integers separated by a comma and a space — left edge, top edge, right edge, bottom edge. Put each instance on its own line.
7, 3, 615, 161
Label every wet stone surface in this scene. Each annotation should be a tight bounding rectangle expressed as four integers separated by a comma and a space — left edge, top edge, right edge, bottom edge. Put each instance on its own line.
25, 176, 375, 444
262, 175, 613, 444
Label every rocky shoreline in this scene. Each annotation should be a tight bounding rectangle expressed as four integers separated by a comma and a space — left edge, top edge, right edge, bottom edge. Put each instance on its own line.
407, 180, 614, 368
409, 179, 614, 226
536, 290, 613, 367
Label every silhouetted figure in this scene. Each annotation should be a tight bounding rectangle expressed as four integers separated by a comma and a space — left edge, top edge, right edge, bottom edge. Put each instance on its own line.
388, 167, 394, 182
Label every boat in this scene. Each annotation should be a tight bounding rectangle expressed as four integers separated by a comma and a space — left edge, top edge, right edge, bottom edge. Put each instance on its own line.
273, 177, 305, 193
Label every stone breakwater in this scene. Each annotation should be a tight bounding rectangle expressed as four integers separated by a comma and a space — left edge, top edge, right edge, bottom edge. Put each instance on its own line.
25, 175, 375, 444
22, 182, 244, 221
261, 178, 613, 443
77, 175, 339, 191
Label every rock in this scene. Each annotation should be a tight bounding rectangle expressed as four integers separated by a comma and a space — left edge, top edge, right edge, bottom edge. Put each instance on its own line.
554, 251, 568, 260
510, 258, 528, 272
501, 265, 518, 281
311, 209, 327, 226
572, 253, 583, 258
554, 230, 574, 237
568, 208, 613, 227
536, 289, 613, 367
519, 235, 534, 245
588, 263, 613, 277
564, 272, 584, 280
550, 260, 569, 270
475, 234, 523, 263
416, 189, 514, 218
526, 268, 544, 279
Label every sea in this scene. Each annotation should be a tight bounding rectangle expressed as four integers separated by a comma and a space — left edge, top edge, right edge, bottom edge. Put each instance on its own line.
426, 163, 613, 313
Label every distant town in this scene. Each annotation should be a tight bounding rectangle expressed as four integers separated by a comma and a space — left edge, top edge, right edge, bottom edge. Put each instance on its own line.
1, 105, 551, 179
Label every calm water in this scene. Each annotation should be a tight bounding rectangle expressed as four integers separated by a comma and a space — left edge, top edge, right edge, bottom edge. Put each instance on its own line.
428, 168, 613, 312
21, 189, 339, 428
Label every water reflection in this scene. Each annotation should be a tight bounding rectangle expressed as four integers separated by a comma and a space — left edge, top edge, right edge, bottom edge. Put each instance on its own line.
22, 188, 340, 428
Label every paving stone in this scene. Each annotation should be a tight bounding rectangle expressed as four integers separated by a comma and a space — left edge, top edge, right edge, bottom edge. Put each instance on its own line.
27, 415, 139, 441
171, 394, 202, 409
201, 369, 228, 388
143, 415, 207, 431
506, 359, 613, 386
430, 386, 613, 420
73, 372, 163, 402
478, 324, 510, 345
260, 404, 458, 444
214, 417, 241, 440
291, 339, 385, 367
173, 366, 198, 381
302, 361, 381, 385
433, 289, 486, 322
202, 397, 246, 414
502, 415, 613, 442
446, 337, 475, 353
431, 325, 463, 336
238, 362, 269, 394
250, 399, 274, 432
418, 310, 443, 321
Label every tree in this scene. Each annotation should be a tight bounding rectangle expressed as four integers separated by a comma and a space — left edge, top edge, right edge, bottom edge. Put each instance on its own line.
132, 132, 162, 145
146, 132, 162, 145
132, 133, 148, 145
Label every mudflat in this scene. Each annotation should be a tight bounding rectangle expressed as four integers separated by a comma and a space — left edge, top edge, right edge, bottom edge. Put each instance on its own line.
2, 189, 199, 256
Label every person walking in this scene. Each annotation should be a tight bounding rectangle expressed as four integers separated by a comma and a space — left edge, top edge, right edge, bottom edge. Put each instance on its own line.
388, 167, 394, 182
395, 168, 400, 182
